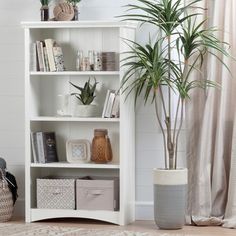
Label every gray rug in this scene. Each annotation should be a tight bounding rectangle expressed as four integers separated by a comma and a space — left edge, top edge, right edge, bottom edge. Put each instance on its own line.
0, 223, 151, 236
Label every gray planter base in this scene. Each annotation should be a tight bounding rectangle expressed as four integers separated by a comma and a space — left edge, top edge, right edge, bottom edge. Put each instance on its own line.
154, 184, 187, 229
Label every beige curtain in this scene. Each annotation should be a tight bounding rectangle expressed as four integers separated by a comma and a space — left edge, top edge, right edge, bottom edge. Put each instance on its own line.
186, 0, 236, 228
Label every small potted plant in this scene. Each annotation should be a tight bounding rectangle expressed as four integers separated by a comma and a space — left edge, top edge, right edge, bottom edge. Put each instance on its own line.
40, 0, 50, 21
70, 77, 98, 117
67, 0, 81, 20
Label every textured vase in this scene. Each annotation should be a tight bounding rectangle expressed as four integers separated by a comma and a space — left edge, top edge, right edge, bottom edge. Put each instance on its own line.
74, 104, 97, 117
153, 168, 187, 229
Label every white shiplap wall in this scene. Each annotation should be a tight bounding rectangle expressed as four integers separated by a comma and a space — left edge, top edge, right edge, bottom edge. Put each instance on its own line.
0, 0, 186, 220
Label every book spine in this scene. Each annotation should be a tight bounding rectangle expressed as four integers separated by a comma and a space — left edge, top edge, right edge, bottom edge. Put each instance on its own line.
102, 90, 111, 118
30, 43, 37, 72
36, 132, 45, 163
104, 91, 116, 118
43, 47, 50, 72
45, 39, 56, 72
30, 132, 38, 163
40, 41, 46, 71
111, 94, 120, 118
36, 41, 44, 72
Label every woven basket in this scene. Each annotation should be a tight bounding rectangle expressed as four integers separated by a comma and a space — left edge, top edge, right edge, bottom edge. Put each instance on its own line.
0, 169, 13, 222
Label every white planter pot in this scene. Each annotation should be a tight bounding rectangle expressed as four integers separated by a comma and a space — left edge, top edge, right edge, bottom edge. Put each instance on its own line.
74, 104, 97, 117
153, 168, 188, 229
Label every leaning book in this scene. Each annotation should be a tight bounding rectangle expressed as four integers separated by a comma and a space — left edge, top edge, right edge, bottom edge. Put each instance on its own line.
31, 131, 59, 163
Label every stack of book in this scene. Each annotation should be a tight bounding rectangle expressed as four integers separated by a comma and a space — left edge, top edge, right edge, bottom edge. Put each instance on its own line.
102, 90, 120, 118
31, 39, 65, 72
31, 132, 59, 163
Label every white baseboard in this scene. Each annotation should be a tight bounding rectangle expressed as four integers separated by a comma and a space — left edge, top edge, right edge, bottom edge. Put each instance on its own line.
13, 199, 154, 221
135, 201, 154, 220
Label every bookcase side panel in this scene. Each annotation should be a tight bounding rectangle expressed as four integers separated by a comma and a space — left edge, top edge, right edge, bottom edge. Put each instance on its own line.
119, 27, 136, 225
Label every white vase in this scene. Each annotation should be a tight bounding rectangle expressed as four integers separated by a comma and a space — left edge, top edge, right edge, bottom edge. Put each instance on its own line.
153, 168, 188, 229
74, 104, 97, 117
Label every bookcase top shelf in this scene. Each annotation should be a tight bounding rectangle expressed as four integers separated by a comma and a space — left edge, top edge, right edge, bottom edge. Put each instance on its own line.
21, 21, 137, 29
30, 162, 120, 169
30, 71, 120, 76
30, 116, 120, 122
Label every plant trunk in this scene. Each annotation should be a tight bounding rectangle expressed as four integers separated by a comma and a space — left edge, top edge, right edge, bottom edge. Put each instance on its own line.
166, 35, 175, 169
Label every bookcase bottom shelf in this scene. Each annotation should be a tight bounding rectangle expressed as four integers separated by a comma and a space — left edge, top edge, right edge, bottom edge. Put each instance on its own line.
29, 208, 121, 225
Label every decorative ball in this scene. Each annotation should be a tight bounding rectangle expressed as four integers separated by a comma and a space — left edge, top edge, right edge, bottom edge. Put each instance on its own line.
53, 3, 74, 21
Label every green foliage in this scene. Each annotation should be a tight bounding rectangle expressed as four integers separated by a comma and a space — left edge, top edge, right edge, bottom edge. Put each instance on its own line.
121, 0, 230, 103
120, 0, 231, 169
40, 0, 50, 6
70, 78, 98, 105
67, 0, 81, 6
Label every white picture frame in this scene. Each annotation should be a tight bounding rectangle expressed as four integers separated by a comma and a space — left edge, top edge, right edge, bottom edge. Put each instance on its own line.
66, 139, 91, 163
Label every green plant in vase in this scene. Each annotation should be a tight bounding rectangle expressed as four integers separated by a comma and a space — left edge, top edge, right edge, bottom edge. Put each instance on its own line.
40, 0, 50, 21
67, 0, 81, 20
70, 77, 98, 117
120, 0, 231, 229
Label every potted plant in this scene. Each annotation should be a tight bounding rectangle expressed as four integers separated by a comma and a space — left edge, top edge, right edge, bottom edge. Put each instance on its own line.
120, 0, 230, 229
67, 0, 81, 20
40, 0, 50, 21
70, 77, 98, 117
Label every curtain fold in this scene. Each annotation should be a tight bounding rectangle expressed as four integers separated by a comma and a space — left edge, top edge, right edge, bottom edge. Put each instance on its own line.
186, 0, 236, 228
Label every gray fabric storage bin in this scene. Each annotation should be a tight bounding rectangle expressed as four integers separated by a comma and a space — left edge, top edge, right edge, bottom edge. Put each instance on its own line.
37, 178, 75, 209
76, 177, 119, 211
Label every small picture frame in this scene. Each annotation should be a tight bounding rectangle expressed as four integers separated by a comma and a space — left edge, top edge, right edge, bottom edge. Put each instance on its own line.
66, 139, 91, 163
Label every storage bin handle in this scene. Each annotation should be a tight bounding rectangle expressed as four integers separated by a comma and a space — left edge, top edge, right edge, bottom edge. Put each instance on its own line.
87, 189, 103, 195
52, 188, 61, 195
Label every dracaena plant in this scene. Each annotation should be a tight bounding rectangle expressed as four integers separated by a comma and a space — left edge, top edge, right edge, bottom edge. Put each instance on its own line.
120, 0, 231, 169
70, 77, 98, 105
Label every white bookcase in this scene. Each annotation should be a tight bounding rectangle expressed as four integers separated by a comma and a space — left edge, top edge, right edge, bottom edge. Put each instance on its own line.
22, 21, 136, 225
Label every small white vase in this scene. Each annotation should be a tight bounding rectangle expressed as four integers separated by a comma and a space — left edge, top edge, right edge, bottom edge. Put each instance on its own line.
74, 104, 97, 117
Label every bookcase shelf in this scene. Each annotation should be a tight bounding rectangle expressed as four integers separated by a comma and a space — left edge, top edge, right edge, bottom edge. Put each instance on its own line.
30, 162, 120, 169
30, 116, 120, 122
30, 71, 120, 76
22, 20, 136, 226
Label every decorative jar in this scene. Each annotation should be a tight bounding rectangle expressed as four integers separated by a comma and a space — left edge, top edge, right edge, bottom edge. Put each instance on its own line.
91, 129, 112, 163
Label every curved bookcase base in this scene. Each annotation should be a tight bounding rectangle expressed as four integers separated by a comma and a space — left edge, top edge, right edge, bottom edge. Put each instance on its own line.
30, 209, 121, 225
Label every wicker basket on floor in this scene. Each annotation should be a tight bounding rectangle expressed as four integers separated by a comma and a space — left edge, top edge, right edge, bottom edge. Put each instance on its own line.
0, 169, 13, 222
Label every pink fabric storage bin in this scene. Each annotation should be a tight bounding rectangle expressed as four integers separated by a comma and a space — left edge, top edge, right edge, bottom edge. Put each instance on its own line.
76, 177, 119, 211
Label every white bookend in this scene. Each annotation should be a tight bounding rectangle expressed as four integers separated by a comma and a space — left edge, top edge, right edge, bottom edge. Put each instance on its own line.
36, 41, 44, 71
36, 132, 45, 163
104, 91, 116, 118
30, 132, 38, 163
53, 46, 65, 71
111, 94, 120, 118
45, 39, 56, 72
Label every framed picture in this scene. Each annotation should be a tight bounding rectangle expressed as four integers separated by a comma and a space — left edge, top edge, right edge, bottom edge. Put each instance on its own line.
66, 139, 91, 163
